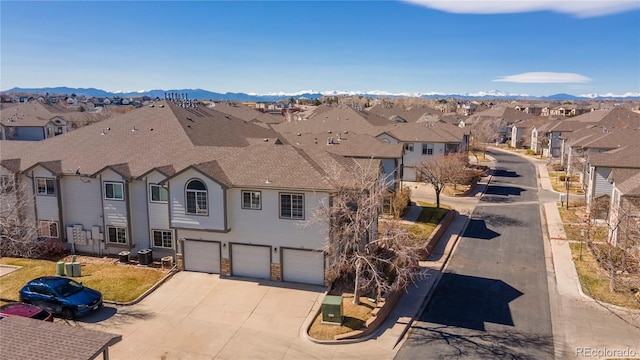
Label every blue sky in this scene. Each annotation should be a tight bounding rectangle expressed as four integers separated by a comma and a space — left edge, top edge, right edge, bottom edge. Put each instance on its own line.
1, 1, 639, 97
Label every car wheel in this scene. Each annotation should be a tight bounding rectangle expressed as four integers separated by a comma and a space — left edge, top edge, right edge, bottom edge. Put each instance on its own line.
61, 308, 75, 320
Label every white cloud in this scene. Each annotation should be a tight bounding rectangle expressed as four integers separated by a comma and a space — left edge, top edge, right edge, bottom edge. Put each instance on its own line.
579, 92, 640, 98
403, 0, 640, 18
493, 72, 592, 83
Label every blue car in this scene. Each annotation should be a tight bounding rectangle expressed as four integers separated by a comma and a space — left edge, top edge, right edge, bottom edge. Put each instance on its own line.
19, 276, 103, 319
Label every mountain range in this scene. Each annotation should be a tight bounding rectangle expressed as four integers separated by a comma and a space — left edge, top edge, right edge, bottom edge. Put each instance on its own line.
2, 87, 639, 101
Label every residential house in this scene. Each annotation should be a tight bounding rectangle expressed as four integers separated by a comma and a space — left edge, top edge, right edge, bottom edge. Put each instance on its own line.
210, 102, 284, 125
2, 99, 384, 286
467, 106, 538, 144
584, 146, 640, 217
509, 117, 549, 149
537, 107, 640, 162
272, 105, 469, 182
608, 170, 640, 249
0, 102, 69, 140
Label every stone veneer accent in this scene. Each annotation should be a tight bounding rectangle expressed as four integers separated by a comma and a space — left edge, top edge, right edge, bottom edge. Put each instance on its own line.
270, 263, 282, 282
176, 253, 184, 271
220, 258, 231, 276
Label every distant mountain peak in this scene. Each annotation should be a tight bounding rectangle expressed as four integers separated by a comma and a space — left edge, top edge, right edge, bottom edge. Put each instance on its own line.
2, 86, 639, 101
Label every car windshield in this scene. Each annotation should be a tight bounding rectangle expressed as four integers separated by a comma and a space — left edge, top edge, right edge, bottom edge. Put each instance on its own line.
32, 310, 51, 320
54, 280, 83, 297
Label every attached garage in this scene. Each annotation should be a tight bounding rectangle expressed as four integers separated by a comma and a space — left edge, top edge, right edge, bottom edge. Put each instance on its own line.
403, 167, 417, 182
184, 240, 220, 274
282, 249, 325, 286
231, 244, 271, 280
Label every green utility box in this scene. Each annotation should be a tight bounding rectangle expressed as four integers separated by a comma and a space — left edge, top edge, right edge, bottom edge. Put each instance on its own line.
321, 295, 343, 325
56, 262, 65, 276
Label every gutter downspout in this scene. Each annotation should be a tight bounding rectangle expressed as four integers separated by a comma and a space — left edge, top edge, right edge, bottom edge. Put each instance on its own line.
99, 175, 105, 257
56, 176, 65, 243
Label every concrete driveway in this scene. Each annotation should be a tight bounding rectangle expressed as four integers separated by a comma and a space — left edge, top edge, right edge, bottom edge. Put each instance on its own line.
72, 272, 397, 360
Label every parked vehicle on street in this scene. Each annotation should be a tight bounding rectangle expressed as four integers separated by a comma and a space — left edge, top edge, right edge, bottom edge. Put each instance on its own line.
19, 276, 103, 319
0, 302, 54, 321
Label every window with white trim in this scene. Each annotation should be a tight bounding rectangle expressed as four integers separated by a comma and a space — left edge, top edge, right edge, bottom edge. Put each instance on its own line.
422, 143, 434, 155
39, 221, 59, 238
404, 143, 414, 152
280, 193, 304, 220
152, 230, 173, 249
36, 178, 56, 196
150, 184, 168, 203
107, 227, 127, 244
242, 190, 261, 210
104, 182, 124, 200
185, 179, 207, 215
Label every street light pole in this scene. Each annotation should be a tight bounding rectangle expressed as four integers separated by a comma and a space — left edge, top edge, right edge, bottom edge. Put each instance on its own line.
565, 169, 570, 210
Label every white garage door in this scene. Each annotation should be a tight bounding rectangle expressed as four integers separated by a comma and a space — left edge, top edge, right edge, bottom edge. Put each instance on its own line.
231, 244, 270, 280
282, 249, 325, 286
403, 167, 417, 182
184, 240, 220, 273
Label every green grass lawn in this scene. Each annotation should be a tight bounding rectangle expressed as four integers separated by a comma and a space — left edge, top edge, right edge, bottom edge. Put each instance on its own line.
0, 257, 165, 304
409, 202, 450, 240
569, 243, 640, 310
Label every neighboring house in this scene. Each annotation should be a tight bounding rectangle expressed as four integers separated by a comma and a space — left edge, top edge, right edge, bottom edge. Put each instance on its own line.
538, 107, 640, 161
375, 123, 469, 181
584, 146, 640, 214
2, 100, 372, 286
563, 127, 640, 176
272, 106, 469, 182
509, 117, 549, 149
467, 106, 538, 144
207, 102, 283, 125
366, 103, 442, 123
278, 132, 403, 190
608, 170, 640, 249
0, 103, 69, 140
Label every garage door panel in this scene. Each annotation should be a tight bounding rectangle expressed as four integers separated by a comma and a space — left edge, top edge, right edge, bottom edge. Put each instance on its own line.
184, 240, 220, 274
231, 244, 270, 280
282, 249, 324, 286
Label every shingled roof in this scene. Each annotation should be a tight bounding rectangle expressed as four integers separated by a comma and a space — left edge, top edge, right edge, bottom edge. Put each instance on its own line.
0, 316, 121, 360
279, 132, 403, 159
588, 146, 640, 168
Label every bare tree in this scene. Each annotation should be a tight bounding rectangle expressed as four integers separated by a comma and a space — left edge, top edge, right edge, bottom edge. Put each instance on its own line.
592, 195, 640, 293
0, 174, 40, 257
317, 160, 423, 304
469, 118, 505, 164
416, 152, 469, 208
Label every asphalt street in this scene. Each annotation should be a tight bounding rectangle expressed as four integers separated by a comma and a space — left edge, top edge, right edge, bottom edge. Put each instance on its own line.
396, 150, 554, 359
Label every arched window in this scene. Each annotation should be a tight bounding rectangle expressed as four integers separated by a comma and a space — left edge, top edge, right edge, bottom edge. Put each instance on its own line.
185, 179, 208, 215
